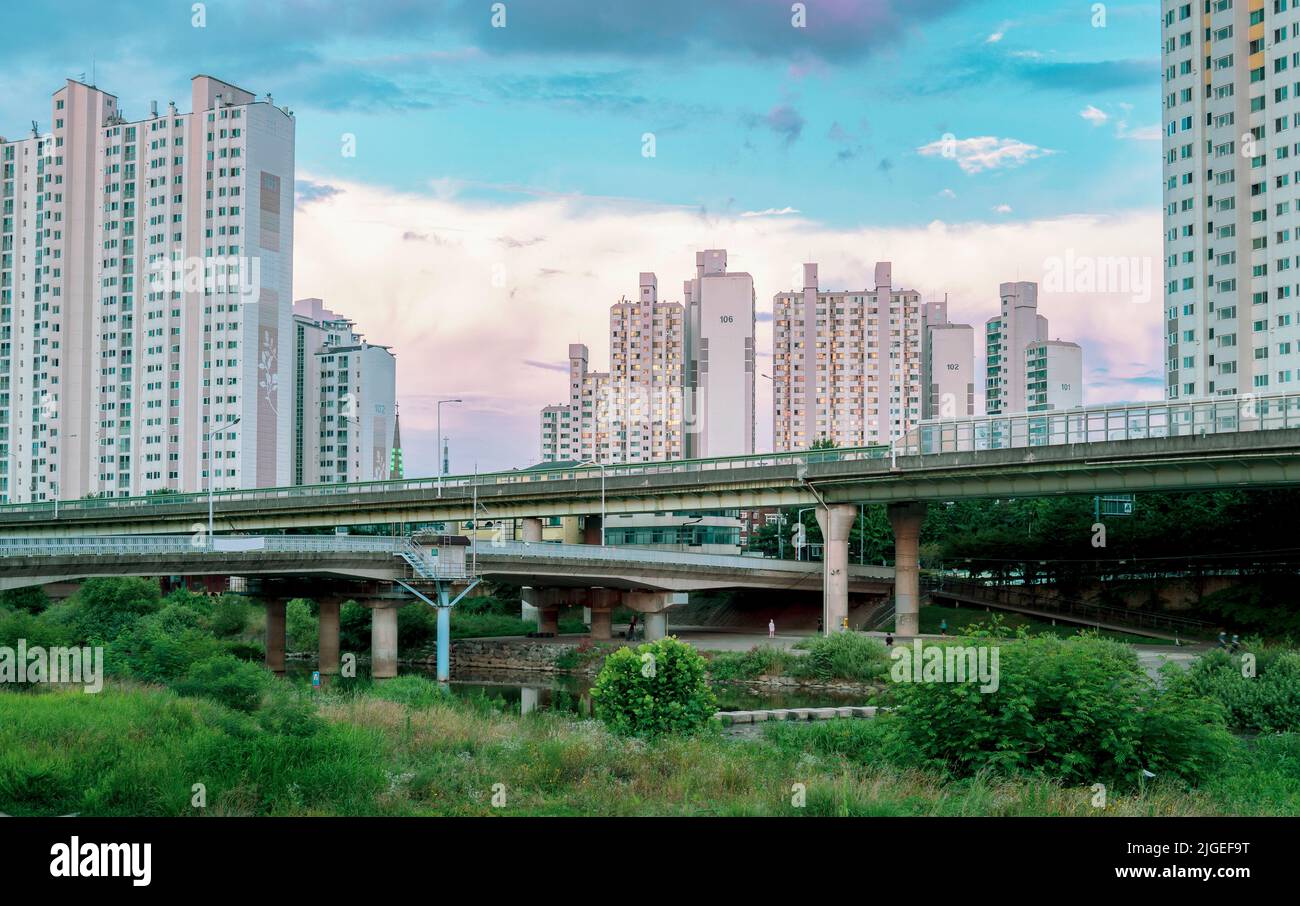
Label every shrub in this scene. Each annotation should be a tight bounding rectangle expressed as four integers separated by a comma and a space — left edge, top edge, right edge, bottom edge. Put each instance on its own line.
793, 632, 891, 683
338, 600, 370, 653
0, 587, 50, 614
371, 675, 446, 709
173, 654, 271, 713
71, 577, 163, 642
210, 595, 253, 638
705, 645, 793, 681
285, 598, 318, 652
0, 607, 76, 650
888, 635, 1155, 786
1180, 647, 1300, 733
591, 636, 717, 738
398, 603, 438, 648
106, 613, 226, 684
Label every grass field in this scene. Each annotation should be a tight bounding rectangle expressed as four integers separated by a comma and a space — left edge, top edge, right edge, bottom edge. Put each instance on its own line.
2, 679, 1296, 817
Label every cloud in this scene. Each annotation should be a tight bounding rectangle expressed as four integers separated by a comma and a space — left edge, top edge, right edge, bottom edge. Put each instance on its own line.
916, 135, 1055, 174
524, 359, 570, 373
1080, 105, 1109, 126
986, 21, 1011, 43
293, 176, 1161, 472
741, 207, 802, 217
1117, 121, 1161, 141
993, 204, 1012, 214
938, 188, 957, 199
759, 104, 806, 145
295, 179, 343, 205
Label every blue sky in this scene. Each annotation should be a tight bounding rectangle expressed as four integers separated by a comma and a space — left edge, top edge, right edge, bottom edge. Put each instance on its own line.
1, 1, 1167, 473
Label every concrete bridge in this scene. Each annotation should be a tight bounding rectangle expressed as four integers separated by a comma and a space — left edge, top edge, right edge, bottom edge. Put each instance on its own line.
0, 533, 893, 679
3, 393, 1299, 639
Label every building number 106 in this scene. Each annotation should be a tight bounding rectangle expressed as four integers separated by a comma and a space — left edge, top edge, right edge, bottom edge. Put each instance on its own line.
719, 315, 734, 323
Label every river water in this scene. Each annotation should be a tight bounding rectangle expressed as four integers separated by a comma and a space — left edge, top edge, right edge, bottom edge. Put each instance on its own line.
286, 661, 863, 715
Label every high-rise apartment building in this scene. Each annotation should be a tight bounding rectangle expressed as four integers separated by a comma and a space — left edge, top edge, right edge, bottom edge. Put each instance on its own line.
539, 274, 684, 464
683, 249, 755, 457
771, 261, 923, 451
0, 75, 295, 502
1161, 0, 1300, 400
292, 298, 396, 485
985, 281, 1050, 415
921, 297, 975, 418
1026, 339, 1084, 412
984, 281, 1083, 415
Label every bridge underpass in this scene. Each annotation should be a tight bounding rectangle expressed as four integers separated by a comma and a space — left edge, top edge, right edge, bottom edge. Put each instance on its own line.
0, 534, 894, 677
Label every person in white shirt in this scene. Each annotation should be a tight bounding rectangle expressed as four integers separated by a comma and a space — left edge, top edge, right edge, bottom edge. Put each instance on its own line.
768, 619, 775, 639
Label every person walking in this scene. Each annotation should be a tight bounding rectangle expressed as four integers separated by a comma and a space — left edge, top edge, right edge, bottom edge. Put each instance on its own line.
768, 618, 776, 639
939, 618, 948, 636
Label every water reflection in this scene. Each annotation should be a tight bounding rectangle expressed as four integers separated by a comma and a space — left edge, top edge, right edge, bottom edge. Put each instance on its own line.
285, 661, 867, 716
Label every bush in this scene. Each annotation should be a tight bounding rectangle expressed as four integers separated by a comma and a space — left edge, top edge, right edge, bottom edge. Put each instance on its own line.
0, 607, 76, 650
591, 636, 717, 738
0, 587, 50, 614
793, 632, 891, 683
705, 645, 793, 681
1179, 647, 1300, 733
173, 654, 271, 713
106, 613, 226, 684
371, 675, 446, 709
285, 598, 318, 652
398, 603, 438, 648
338, 600, 370, 654
888, 634, 1169, 787
71, 578, 163, 642
210, 595, 253, 638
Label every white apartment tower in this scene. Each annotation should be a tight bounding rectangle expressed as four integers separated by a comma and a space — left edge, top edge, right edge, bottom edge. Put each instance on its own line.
1161, 0, 1300, 400
921, 298, 975, 418
292, 299, 396, 485
1026, 339, 1084, 412
0, 75, 295, 502
985, 281, 1083, 414
683, 249, 755, 458
985, 281, 1050, 415
771, 261, 923, 451
539, 275, 684, 464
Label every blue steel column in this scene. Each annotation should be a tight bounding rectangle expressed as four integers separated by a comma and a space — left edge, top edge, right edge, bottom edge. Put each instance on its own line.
436, 584, 451, 682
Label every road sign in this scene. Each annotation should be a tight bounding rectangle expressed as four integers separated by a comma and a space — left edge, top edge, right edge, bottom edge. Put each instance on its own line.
1097, 495, 1135, 517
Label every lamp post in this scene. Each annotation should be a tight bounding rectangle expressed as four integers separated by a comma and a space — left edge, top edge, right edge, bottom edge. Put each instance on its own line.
577, 459, 606, 546
208, 415, 242, 547
436, 398, 462, 497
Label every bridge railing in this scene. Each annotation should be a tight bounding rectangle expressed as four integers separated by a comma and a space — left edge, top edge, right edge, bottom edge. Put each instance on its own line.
906, 392, 1300, 455
0, 535, 468, 579
471, 539, 891, 576
3, 390, 1300, 520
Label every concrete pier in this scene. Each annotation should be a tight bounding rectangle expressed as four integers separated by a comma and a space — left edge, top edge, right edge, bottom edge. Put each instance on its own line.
370, 602, 400, 679
265, 599, 286, 675
815, 504, 858, 633
888, 501, 927, 636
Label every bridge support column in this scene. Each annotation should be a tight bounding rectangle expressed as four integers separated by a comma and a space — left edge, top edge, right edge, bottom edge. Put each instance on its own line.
521, 586, 539, 622
522, 517, 544, 543
370, 602, 400, 679
644, 612, 667, 641
265, 599, 286, 676
888, 501, 928, 637
816, 504, 858, 634
318, 599, 340, 676
588, 588, 618, 641
623, 591, 684, 640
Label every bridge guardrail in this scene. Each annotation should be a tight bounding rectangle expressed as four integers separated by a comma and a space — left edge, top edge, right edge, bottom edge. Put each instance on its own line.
0, 535, 468, 579
2, 390, 1299, 518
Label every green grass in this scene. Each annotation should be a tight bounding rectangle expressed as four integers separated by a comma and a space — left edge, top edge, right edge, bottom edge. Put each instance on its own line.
2, 680, 1295, 816
705, 633, 891, 686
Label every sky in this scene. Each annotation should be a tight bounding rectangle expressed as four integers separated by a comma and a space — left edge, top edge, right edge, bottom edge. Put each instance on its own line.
0, 0, 1166, 475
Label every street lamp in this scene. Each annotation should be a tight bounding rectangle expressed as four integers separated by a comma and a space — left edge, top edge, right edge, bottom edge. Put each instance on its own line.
436, 398, 462, 498
577, 459, 606, 546
208, 414, 242, 546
